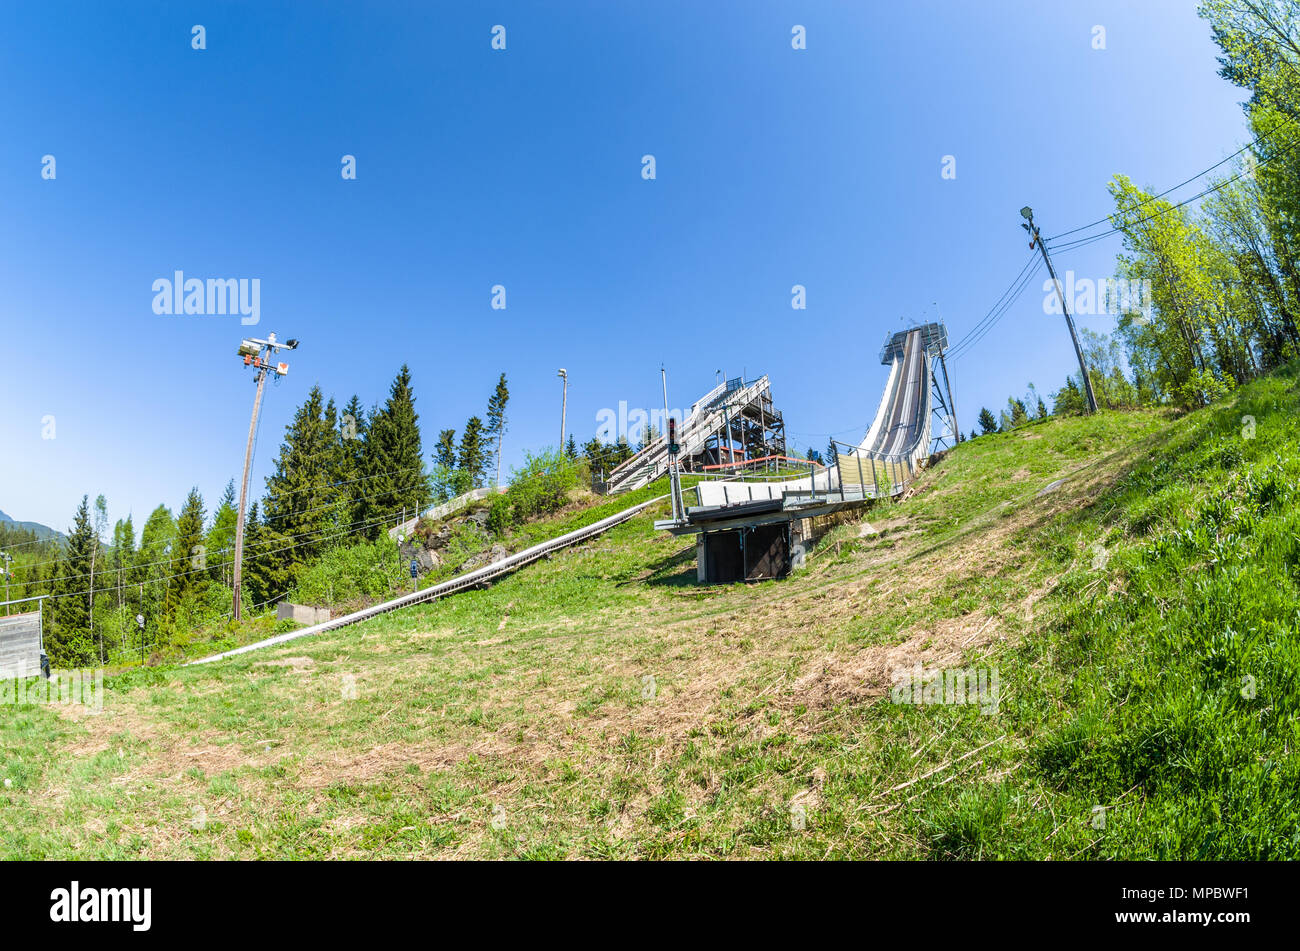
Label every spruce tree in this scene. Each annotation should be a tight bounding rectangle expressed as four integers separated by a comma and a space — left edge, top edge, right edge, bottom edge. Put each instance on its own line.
977, 408, 999, 435
431, 428, 459, 502
169, 486, 208, 613
207, 480, 238, 586
485, 373, 510, 487
434, 429, 457, 470
321, 396, 352, 533
50, 496, 96, 666
339, 395, 368, 517
240, 502, 285, 612
457, 416, 488, 488
137, 504, 175, 622
263, 386, 341, 569
360, 365, 429, 533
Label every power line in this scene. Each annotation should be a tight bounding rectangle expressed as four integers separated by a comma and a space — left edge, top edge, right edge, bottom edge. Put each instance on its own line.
15, 507, 403, 590
1045, 122, 1290, 241
948, 259, 1045, 363
38, 505, 414, 602
946, 121, 1300, 368
945, 251, 1041, 358
1046, 122, 1300, 253
9, 470, 432, 576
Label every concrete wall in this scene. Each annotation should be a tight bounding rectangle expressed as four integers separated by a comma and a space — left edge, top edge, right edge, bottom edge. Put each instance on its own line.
276, 603, 331, 626
0, 612, 42, 678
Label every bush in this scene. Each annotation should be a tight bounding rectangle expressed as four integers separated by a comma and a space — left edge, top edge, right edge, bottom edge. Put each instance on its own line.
486, 494, 512, 535
491, 450, 581, 535
289, 540, 398, 606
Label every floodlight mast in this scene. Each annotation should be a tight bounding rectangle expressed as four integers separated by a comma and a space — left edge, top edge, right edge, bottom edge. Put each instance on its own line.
232, 332, 298, 621
1020, 207, 1098, 414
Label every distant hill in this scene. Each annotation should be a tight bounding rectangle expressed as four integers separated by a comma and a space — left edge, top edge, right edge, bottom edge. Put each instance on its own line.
0, 509, 64, 541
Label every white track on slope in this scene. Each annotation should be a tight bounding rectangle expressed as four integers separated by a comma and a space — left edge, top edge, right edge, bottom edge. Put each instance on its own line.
858, 329, 931, 458
188, 495, 665, 666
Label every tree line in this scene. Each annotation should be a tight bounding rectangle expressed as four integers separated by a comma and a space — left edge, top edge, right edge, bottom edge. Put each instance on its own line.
6, 365, 517, 667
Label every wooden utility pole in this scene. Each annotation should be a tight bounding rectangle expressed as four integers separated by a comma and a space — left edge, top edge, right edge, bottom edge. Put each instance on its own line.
1021, 207, 1098, 414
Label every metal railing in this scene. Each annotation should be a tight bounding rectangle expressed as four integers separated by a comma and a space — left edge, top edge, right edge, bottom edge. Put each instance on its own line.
827, 441, 922, 500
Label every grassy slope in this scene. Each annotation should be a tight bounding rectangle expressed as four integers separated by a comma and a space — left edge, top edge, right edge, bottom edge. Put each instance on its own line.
1, 365, 1296, 858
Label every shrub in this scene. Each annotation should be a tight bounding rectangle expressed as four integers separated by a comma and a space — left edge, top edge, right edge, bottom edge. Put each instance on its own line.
289, 540, 398, 606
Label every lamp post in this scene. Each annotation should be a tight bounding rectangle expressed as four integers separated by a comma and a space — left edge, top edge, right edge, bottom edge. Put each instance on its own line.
557, 368, 568, 450
232, 333, 299, 620
1020, 207, 1098, 413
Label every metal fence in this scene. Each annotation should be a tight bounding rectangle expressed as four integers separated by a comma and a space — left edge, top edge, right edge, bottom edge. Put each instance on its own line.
829, 440, 926, 500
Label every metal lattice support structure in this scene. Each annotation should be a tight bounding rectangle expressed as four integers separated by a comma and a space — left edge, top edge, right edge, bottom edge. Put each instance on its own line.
665, 323, 956, 529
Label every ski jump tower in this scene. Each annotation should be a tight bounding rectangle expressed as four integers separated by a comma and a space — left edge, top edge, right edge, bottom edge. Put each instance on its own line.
600, 375, 786, 495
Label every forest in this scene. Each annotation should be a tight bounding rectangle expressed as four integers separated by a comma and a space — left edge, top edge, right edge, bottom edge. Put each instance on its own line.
1, 366, 651, 667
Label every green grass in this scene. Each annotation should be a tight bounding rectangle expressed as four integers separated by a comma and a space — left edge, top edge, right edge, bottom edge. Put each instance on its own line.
2, 363, 1298, 858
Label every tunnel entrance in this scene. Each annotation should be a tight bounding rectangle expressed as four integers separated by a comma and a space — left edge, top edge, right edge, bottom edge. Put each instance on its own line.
701, 524, 791, 583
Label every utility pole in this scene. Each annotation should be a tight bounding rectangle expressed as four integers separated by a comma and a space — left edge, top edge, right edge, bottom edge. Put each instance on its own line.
557, 368, 568, 449
232, 333, 298, 621
1021, 207, 1098, 413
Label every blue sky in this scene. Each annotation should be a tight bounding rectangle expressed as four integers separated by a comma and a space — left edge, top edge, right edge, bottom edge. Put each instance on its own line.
0, 1, 1251, 532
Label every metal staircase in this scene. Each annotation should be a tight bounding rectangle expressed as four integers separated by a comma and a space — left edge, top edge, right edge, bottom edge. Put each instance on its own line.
603, 376, 778, 494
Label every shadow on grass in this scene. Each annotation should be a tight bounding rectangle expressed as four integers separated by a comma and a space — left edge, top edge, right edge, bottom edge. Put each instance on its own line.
642, 544, 703, 589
